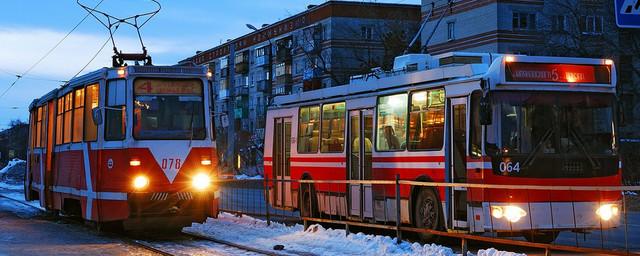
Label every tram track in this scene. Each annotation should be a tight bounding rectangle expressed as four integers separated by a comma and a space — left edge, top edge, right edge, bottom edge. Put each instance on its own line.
0, 192, 269, 256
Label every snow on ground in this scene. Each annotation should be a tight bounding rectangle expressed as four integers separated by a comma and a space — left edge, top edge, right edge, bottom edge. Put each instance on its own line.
0, 159, 25, 174
234, 174, 263, 180
185, 212, 524, 256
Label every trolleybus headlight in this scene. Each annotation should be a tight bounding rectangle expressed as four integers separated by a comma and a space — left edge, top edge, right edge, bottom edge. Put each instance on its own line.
192, 173, 211, 190
491, 205, 526, 222
596, 204, 619, 221
133, 175, 149, 190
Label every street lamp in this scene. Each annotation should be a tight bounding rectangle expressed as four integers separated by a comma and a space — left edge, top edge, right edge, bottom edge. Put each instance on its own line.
246, 24, 258, 31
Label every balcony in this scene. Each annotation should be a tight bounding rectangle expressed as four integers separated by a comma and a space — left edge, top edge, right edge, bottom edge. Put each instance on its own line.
220, 67, 229, 78
256, 80, 271, 92
254, 55, 270, 67
303, 67, 322, 81
272, 83, 292, 96
218, 89, 229, 100
235, 61, 249, 74
275, 74, 292, 85
302, 39, 321, 53
236, 87, 249, 96
276, 49, 292, 63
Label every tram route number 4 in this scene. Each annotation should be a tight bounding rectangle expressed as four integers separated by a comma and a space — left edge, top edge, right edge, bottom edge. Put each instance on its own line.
499, 161, 520, 173
615, 0, 640, 28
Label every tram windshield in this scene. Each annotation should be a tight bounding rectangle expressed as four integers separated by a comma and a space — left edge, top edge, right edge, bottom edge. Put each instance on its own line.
488, 91, 617, 178
133, 78, 206, 140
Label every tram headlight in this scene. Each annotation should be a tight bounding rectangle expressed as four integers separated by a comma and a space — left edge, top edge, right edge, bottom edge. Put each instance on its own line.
491, 205, 526, 223
132, 175, 149, 190
596, 204, 619, 221
192, 173, 211, 190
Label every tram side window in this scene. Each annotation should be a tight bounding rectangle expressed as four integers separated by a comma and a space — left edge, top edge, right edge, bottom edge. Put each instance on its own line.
35, 106, 43, 147
84, 84, 99, 141
105, 80, 126, 141
297, 105, 320, 153
320, 102, 345, 153
63, 93, 73, 144
72, 88, 85, 142
469, 91, 482, 158
408, 89, 445, 151
376, 94, 407, 151
55, 97, 64, 145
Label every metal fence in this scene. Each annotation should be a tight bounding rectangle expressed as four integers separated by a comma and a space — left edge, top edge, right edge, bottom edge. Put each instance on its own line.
214, 177, 640, 255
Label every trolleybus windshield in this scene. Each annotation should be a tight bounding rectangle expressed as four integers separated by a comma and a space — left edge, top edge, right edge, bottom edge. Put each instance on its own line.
488, 91, 617, 178
133, 78, 205, 140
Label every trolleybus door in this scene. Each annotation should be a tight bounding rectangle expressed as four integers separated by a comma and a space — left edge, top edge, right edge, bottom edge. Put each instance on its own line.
348, 109, 374, 219
273, 117, 293, 208
450, 97, 468, 229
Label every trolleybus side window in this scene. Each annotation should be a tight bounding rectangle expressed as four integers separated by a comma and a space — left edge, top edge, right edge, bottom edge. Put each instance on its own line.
72, 88, 84, 143
320, 102, 345, 153
297, 105, 320, 153
55, 97, 64, 145
106, 80, 126, 141
63, 92, 73, 144
469, 91, 482, 158
376, 93, 407, 151
408, 89, 444, 151
84, 84, 99, 141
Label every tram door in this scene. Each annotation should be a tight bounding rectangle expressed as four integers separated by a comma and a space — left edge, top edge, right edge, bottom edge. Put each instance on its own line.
348, 109, 374, 219
450, 98, 468, 228
273, 117, 293, 208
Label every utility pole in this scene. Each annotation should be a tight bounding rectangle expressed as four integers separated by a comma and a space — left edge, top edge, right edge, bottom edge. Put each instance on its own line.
227, 43, 237, 174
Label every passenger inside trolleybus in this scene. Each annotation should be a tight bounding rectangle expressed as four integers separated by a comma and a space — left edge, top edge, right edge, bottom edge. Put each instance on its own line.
487, 91, 617, 178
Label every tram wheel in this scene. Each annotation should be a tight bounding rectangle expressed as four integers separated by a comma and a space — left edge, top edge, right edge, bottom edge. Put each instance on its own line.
523, 231, 559, 243
413, 188, 442, 242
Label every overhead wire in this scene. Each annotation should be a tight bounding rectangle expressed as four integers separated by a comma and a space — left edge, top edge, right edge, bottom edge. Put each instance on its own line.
0, 0, 105, 100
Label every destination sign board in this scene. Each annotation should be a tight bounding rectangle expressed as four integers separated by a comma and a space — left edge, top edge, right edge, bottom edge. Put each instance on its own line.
134, 79, 203, 95
505, 63, 611, 84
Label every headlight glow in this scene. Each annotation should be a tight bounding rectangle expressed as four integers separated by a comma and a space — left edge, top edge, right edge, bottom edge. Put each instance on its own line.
491, 205, 526, 223
192, 173, 211, 190
596, 204, 619, 221
133, 175, 149, 190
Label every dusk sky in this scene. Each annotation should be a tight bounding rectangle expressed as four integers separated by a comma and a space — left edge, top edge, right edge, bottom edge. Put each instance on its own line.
0, 0, 419, 130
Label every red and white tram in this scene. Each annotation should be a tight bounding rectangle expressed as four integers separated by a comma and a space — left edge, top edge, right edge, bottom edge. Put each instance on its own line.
26, 65, 219, 230
264, 52, 621, 242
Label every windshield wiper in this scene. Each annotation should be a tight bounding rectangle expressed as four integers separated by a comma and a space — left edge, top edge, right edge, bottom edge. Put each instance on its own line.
568, 126, 600, 169
522, 127, 554, 168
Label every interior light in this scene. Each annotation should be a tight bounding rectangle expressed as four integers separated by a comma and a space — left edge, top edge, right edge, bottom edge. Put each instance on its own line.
604, 59, 614, 65
413, 91, 427, 102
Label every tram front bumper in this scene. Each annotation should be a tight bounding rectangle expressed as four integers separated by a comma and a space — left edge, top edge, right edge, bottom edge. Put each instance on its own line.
124, 191, 217, 230
482, 201, 621, 232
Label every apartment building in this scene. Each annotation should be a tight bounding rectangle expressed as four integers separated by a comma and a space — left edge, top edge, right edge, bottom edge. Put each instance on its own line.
179, 1, 420, 175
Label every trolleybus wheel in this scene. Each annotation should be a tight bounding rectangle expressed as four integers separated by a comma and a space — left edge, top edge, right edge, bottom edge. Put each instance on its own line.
300, 184, 318, 218
413, 188, 441, 241
523, 231, 559, 243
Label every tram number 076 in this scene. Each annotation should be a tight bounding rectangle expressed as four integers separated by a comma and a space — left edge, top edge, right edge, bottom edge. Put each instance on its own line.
161, 158, 182, 170
499, 161, 520, 173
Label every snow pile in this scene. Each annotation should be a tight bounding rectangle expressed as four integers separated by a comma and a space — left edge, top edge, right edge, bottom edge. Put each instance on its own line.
234, 174, 263, 180
476, 248, 526, 256
185, 212, 524, 256
0, 158, 26, 184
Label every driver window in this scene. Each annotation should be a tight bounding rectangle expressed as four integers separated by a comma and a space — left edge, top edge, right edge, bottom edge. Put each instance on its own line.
105, 80, 126, 141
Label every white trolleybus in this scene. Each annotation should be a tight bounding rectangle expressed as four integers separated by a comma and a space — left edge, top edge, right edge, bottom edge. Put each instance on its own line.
264, 52, 621, 242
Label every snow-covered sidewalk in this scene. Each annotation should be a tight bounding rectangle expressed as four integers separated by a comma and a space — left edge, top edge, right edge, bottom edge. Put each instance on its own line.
184, 212, 525, 256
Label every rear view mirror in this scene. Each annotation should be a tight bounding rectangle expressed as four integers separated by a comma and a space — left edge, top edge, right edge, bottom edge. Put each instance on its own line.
92, 107, 103, 126
480, 95, 492, 125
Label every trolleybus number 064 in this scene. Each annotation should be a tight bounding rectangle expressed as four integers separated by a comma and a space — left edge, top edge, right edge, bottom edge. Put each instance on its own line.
161, 158, 182, 170
499, 161, 520, 173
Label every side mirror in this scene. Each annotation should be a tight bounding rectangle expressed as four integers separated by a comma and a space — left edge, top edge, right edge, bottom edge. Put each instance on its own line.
92, 107, 103, 126
480, 95, 492, 125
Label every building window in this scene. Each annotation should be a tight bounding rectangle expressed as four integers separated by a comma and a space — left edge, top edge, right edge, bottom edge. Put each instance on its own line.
581, 15, 603, 35
361, 26, 373, 40
320, 102, 345, 153
408, 89, 445, 151
512, 12, 536, 30
551, 15, 568, 32
297, 105, 320, 154
376, 94, 407, 151
447, 21, 455, 40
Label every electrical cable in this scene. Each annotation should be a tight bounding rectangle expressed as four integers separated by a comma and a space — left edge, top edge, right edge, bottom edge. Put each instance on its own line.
0, 0, 105, 100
